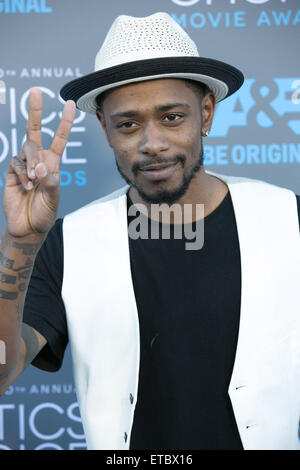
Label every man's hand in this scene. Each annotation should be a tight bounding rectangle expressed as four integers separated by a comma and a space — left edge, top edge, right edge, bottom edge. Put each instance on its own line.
3, 87, 76, 238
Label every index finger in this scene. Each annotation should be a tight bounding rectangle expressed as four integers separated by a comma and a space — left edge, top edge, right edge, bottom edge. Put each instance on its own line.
26, 87, 43, 150
49, 100, 76, 158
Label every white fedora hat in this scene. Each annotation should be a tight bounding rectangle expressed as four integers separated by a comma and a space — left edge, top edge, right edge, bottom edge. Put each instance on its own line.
60, 12, 244, 114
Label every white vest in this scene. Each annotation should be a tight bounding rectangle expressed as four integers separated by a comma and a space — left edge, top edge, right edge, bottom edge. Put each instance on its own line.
62, 171, 300, 450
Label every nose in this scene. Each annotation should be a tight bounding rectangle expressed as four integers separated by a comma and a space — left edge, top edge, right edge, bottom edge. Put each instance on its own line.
139, 122, 169, 156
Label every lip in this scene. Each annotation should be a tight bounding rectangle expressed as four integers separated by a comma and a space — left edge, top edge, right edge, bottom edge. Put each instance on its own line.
139, 162, 178, 181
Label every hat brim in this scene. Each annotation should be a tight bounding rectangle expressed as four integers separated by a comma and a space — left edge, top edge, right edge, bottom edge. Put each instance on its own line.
60, 56, 244, 114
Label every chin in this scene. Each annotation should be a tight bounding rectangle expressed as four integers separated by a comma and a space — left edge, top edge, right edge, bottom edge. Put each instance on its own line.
135, 181, 191, 204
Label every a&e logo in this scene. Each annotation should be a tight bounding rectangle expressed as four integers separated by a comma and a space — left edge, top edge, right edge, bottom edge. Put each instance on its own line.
211, 77, 300, 137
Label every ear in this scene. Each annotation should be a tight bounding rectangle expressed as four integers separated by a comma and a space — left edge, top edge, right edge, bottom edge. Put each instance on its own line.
201, 91, 216, 135
96, 109, 113, 148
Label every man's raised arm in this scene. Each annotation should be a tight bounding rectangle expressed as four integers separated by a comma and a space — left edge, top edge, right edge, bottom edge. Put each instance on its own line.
0, 88, 75, 393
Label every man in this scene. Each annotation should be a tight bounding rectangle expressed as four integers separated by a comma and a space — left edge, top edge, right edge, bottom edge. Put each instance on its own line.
0, 13, 299, 450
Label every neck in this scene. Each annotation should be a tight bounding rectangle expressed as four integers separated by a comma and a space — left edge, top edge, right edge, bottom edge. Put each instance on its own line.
128, 168, 229, 224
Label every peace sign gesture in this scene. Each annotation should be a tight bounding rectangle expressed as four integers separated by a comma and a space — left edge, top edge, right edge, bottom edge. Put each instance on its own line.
3, 87, 76, 238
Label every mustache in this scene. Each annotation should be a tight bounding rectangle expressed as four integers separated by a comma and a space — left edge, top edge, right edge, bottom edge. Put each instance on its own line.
132, 155, 186, 174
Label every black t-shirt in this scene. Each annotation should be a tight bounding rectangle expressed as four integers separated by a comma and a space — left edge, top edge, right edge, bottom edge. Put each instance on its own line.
23, 191, 300, 450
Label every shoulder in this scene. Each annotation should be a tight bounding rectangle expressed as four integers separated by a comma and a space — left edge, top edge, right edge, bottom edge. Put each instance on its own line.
64, 185, 129, 224
207, 170, 299, 228
61, 185, 130, 243
207, 170, 298, 204
207, 170, 293, 193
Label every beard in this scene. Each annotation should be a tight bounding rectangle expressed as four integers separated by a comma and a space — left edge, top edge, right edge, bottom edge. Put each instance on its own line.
115, 150, 204, 204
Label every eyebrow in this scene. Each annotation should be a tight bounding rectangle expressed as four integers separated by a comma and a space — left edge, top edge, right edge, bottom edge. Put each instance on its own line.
110, 103, 191, 121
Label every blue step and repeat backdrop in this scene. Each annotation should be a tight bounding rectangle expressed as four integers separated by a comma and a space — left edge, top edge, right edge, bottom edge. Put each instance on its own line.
0, 0, 299, 450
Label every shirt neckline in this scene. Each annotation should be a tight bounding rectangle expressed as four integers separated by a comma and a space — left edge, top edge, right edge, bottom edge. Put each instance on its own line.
126, 190, 232, 227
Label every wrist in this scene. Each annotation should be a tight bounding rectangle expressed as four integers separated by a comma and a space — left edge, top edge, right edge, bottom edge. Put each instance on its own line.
2, 228, 47, 249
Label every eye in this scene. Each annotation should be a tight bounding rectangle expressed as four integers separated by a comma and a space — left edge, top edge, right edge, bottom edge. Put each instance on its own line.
117, 121, 138, 129
162, 113, 184, 122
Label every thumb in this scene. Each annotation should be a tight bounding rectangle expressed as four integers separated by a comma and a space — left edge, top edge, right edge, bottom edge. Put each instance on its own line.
34, 162, 59, 197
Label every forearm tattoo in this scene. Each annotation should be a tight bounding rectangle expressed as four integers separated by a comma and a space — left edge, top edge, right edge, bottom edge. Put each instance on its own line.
0, 271, 17, 284
0, 289, 18, 300
0, 241, 40, 301
0, 252, 15, 270
12, 242, 40, 256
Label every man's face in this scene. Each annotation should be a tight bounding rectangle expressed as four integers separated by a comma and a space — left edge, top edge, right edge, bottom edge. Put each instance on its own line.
97, 78, 214, 203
